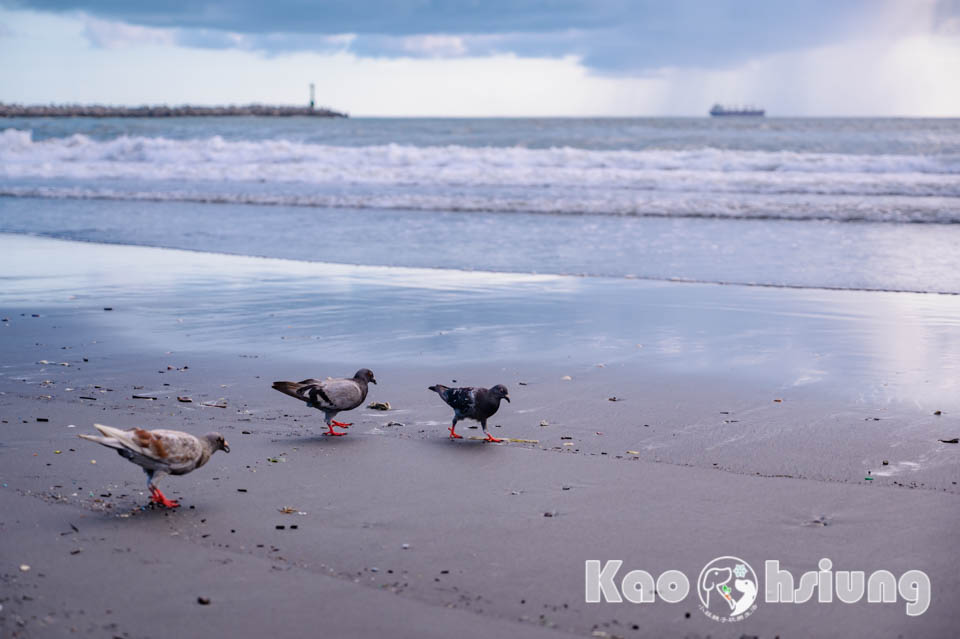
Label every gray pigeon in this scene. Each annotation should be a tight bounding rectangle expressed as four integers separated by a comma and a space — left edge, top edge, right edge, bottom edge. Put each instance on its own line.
79, 423, 229, 508
272, 368, 377, 436
428, 384, 510, 442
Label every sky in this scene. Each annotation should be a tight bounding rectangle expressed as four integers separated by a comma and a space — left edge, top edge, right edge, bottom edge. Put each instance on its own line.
0, 0, 958, 116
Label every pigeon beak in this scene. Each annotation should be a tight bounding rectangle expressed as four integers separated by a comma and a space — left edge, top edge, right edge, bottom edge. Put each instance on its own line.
223, 442, 231, 453
371, 377, 377, 385
504, 395, 511, 403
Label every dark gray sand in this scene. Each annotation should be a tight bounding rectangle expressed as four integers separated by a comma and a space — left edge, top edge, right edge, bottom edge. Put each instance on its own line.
2, 235, 959, 638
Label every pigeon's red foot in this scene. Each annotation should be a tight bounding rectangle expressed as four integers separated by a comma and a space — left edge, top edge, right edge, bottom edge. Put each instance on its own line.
485, 434, 503, 443
149, 487, 180, 509
330, 420, 352, 427
448, 427, 463, 439
324, 424, 348, 436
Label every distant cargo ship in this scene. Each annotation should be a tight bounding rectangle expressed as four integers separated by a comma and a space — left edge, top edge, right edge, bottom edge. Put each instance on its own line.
709, 104, 765, 117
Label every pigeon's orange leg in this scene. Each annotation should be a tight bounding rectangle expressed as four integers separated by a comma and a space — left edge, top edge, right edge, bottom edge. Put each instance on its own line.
331, 420, 352, 427
324, 423, 348, 436
149, 486, 180, 508
484, 433, 503, 443
448, 420, 463, 439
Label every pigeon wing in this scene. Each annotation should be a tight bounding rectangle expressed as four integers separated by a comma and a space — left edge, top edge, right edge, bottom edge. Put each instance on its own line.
307, 378, 365, 411
84, 424, 202, 472
442, 387, 479, 418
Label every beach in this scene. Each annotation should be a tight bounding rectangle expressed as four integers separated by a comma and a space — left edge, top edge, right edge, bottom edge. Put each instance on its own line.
2, 233, 958, 638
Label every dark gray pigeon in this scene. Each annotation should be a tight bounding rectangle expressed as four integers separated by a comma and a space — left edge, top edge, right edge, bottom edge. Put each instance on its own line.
79, 423, 229, 508
428, 383, 510, 442
272, 368, 377, 436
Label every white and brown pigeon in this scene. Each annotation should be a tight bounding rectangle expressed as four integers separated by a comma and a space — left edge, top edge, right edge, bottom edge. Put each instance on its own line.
79, 423, 229, 508
272, 368, 377, 436
428, 383, 510, 442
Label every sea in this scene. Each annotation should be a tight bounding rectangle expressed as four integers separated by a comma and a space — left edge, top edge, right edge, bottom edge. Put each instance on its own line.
1, 116, 959, 293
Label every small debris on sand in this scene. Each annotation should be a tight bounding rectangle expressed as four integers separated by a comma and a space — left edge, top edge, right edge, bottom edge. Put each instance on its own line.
939, 438, 958, 444
197, 597, 211, 605
177, 396, 192, 402
367, 401, 391, 410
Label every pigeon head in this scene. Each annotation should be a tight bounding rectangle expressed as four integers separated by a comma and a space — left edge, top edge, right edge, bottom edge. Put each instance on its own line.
490, 384, 510, 403
205, 432, 230, 454
355, 368, 377, 385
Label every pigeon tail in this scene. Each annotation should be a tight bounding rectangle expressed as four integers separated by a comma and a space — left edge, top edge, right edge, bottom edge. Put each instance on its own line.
272, 380, 305, 400
78, 423, 131, 451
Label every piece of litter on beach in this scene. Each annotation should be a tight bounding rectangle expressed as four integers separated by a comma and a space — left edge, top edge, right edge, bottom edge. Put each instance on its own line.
865, 477, 874, 481
539, 420, 549, 427
934, 410, 942, 415
608, 396, 622, 402
626, 450, 640, 455
132, 394, 156, 400
36, 417, 48, 422
563, 442, 575, 446
19, 564, 30, 572
54, 450, 61, 454
386, 421, 405, 427
401, 543, 410, 549
367, 401, 391, 410
939, 438, 959, 444
774, 398, 783, 403
201, 401, 227, 408
90, 460, 96, 464
561, 375, 572, 381
518, 381, 528, 385
177, 396, 192, 403
78, 396, 97, 400
197, 597, 210, 605
882, 460, 889, 465
507, 438, 539, 444
279, 506, 297, 514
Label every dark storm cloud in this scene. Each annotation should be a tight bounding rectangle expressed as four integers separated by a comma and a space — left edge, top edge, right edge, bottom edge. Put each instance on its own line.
7, 0, 958, 70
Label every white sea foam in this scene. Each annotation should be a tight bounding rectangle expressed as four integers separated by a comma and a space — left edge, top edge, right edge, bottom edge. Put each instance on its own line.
2, 128, 959, 221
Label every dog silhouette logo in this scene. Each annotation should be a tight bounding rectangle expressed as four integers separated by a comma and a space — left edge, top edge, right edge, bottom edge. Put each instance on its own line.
697, 556, 759, 621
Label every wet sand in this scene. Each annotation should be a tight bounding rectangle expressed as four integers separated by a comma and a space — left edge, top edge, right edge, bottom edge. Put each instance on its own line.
1, 234, 959, 638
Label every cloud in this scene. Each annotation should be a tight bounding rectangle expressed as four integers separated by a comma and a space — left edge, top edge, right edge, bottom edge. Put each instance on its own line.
10, 0, 958, 73
400, 35, 467, 57
82, 15, 175, 48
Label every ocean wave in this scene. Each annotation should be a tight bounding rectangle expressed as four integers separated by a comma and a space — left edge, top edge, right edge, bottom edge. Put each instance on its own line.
3, 184, 959, 223
2, 128, 959, 187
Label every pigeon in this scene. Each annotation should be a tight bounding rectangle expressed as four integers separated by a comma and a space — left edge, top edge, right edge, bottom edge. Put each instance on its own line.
428, 384, 510, 442
79, 423, 229, 508
272, 368, 377, 436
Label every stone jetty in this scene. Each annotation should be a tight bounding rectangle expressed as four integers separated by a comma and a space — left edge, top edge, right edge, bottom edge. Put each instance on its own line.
0, 103, 348, 118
